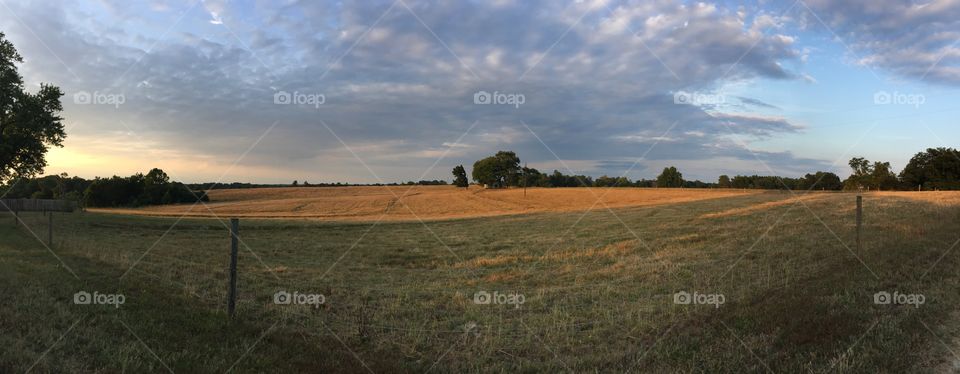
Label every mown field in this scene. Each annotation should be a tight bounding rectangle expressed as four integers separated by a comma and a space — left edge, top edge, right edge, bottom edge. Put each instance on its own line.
3, 190, 960, 372
89, 185, 756, 221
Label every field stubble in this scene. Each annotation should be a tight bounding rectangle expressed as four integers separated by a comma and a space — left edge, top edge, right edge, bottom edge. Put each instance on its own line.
90, 185, 758, 221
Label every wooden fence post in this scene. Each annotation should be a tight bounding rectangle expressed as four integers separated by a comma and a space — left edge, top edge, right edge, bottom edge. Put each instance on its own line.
856, 195, 862, 254
48, 212, 53, 246
228, 218, 239, 317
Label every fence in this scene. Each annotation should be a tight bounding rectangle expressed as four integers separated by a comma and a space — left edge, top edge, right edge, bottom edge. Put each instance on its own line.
0, 198, 78, 213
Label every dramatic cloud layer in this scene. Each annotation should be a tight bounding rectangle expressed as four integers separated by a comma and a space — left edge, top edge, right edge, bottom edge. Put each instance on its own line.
2, 0, 952, 182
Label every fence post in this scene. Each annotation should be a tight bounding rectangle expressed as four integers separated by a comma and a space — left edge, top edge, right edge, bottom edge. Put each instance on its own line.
856, 195, 862, 254
228, 218, 239, 317
48, 212, 53, 246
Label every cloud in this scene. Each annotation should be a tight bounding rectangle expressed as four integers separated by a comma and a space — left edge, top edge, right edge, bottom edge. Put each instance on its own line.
0, 0, 824, 182
797, 0, 960, 85
737, 96, 781, 110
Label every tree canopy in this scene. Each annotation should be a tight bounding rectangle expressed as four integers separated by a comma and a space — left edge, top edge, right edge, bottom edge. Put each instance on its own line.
471, 151, 520, 187
656, 167, 684, 188
843, 157, 899, 190
452, 165, 469, 188
718, 175, 731, 188
900, 147, 960, 190
0, 32, 66, 182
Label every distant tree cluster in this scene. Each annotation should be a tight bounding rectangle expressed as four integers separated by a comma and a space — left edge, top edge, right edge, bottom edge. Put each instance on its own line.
403, 180, 449, 185
2, 173, 90, 201
83, 168, 208, 207
843, 157, 898, 190
1, 168, 208, 207
455, 151, 859, 190
461, 151, 709, 188
225, 148, 960, 193
726, 172, 843, 191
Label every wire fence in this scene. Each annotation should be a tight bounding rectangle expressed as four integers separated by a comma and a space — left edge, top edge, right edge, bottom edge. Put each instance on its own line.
0, 198, 78, 212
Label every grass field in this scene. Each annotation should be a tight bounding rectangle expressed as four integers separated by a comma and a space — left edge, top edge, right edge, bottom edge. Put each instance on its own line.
89, 185, 756, 221
4, 189, 960, 372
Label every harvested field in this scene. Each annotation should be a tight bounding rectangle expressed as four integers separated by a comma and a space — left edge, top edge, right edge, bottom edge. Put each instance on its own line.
90, 185, 759, 221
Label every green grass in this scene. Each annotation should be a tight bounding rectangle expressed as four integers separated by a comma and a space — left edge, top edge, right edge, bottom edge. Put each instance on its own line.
2, 191, 960, 372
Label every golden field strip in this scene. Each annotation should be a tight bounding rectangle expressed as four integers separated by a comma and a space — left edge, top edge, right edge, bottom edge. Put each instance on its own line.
90, 185, 760, 220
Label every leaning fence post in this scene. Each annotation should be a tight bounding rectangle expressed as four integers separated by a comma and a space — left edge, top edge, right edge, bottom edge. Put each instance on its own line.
228, 218, 239, 317
856, 195, 862, 254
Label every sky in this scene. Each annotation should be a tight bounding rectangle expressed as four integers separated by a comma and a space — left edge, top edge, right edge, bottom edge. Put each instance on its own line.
2, 0, 960, 184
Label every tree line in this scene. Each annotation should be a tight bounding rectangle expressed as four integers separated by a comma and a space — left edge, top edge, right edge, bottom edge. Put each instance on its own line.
452, 148, 960, 191
1, 168, 208, 207
451, 151, 712, 189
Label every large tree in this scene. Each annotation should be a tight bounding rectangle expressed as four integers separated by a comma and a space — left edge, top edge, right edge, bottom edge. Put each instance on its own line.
718, 175, 731, 188
0, 32, 65, 183
471, 151, 520, 187
798, 171, 843, 191
900, 147, 960, 190
656, 166, 684, 188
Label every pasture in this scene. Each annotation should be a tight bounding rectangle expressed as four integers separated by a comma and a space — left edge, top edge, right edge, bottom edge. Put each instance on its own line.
4, 189, 960, 372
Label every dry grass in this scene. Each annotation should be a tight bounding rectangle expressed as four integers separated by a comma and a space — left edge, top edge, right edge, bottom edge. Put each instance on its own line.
7, 191, 960, 372
91, 185, 758, 221
874, 190, 960, 206
698, 192, 827, 218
